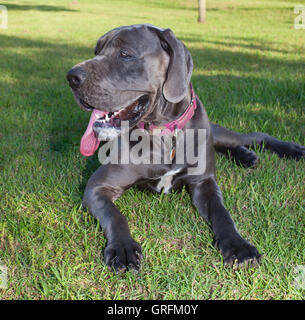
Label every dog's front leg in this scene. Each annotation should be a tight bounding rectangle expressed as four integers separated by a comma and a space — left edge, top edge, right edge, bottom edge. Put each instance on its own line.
190, 177, 261, 266
83, 165, 142, 273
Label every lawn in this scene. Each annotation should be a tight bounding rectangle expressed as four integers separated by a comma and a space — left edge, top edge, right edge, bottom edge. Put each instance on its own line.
0, 0, 304, 299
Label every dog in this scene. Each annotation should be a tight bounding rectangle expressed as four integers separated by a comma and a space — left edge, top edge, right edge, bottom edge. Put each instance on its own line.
67, 24, 305, 273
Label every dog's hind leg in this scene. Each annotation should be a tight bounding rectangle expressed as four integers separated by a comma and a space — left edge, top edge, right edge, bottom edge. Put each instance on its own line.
210, 122, 305, 166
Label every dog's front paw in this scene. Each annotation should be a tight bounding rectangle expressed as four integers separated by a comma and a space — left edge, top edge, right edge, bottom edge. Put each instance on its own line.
104, 238, 143, 274
215, 235, 261, 267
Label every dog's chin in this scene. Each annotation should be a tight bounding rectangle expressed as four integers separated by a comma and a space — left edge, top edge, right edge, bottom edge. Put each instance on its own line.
80, 95, 150, 140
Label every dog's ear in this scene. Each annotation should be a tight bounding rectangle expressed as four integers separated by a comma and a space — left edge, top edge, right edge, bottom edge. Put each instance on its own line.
157, 28, 193, 103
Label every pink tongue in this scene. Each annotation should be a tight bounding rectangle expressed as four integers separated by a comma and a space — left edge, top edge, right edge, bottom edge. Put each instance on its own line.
80, 109, 107, 157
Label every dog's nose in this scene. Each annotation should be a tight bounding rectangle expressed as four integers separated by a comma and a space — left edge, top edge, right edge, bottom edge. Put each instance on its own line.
67, 67, 87, 88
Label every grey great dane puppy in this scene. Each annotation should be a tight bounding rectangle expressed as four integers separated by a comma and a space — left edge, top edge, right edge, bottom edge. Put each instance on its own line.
67, 24, 305, 273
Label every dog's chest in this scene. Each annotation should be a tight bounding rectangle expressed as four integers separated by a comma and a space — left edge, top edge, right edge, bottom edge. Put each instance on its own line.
156, 168, 182, 194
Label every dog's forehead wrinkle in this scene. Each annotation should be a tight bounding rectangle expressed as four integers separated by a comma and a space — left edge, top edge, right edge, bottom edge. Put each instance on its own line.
95, 24, 163, 55
114, 27, 161, 54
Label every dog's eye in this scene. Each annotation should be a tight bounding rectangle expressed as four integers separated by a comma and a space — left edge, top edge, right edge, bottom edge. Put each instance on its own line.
119, 50, 132, 59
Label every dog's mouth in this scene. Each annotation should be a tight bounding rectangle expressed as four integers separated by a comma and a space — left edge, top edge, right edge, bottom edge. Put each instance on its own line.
94, 95, 149, 129
79, 95, 149, 157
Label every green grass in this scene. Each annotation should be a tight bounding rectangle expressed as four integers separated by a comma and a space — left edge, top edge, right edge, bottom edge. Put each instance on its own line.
0, 0, 304, 299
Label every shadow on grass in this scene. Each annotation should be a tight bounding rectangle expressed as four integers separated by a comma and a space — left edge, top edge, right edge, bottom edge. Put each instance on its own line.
180, 34, 305, 55
1, 2, 78, 12
0, 32, 304, 196
140, 0, 295, 12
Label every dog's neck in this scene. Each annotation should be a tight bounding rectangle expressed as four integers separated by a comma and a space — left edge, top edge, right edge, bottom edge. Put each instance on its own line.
139, 84, 196, 135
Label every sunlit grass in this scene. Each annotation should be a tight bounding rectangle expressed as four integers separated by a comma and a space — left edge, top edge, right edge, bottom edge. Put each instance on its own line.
0, 0, 304, 299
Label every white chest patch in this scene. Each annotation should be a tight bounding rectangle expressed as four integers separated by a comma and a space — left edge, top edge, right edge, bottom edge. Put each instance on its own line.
156, 168, 182, 194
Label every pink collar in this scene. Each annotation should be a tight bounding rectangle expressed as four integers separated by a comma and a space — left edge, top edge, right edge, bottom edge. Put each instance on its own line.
139, 84, 197, 135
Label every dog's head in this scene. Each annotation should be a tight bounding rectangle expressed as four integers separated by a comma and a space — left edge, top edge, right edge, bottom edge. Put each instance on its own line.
67, 24, 193, 155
